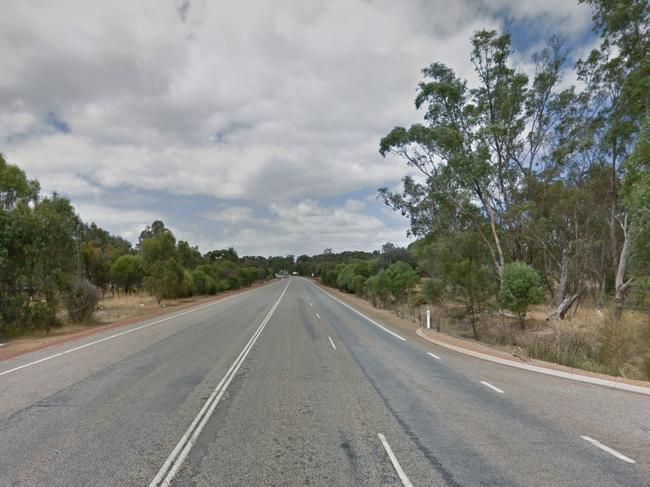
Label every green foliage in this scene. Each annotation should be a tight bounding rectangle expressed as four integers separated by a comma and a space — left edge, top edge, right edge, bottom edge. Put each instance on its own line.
146, 259, 186, 304
191, 269, 217, 295
177, 240, 202, 270
110, 255, 144, 294
64, 277, 101, 323
421, 278, 444, 304
336, 259, 378, 292
0, 153, 40, 210
499, 262, 545, 328
363, 261, 419, 307
139, 223, 177, 270
623, 121, 650, 287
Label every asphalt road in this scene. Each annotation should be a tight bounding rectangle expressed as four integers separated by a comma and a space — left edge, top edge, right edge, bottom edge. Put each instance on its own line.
0, 277, 648, 486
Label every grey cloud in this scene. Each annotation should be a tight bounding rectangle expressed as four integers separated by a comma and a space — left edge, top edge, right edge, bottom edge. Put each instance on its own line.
0, 0, 593, 254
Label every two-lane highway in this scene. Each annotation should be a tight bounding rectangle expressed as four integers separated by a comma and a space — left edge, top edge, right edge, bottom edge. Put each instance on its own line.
0, 277, 648, 486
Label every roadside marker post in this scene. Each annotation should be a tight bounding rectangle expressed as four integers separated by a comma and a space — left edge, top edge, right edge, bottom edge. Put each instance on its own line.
426, 309, 431, 330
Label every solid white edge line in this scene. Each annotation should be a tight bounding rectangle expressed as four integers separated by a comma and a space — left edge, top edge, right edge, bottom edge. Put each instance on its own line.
581, 436, 636, 464
427, 352, 440, 360
328, 336, 337, 351
480, 380, 504, 394
150, 280, 291, 487
312, 283, 406, 341
0, 286, 270, 378
378, 433, 414, 487
415, 329, 650, 396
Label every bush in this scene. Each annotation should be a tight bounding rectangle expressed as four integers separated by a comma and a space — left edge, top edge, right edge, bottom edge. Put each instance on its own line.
65, 277, 101, 323
146, 259, 185, 304
192, 269, 216, 295
421, 277, 444, 304
351, 275, 367, 294
110, 255, 144, 294
383, 261, 419, 304
499, 262, 544, 329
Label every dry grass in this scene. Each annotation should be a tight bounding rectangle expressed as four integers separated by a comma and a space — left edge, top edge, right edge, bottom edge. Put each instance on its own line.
92, 293, 166, 325
395, 298, 650, 380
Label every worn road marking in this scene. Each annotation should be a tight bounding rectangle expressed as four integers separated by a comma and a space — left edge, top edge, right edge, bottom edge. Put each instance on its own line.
313, 285, 406, 341
328, 336, 337, 351
378, 433, 414, 487
581, 436, 636, 464
427, 352, 441, 360
310, 302, 313, 306
0, 287, 267, 378
149, 281, 290, 487
480, 381, 504, 394
316, 312, 321, 319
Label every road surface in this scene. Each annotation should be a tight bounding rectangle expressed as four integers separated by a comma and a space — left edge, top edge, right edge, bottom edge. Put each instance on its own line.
0, 277, 648, 486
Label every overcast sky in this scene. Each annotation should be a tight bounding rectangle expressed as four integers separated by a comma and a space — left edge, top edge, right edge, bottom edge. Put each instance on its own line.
1, 0, 595, 256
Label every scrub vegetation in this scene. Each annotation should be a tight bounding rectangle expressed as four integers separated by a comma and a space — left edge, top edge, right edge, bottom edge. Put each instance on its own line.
0, 156, 295, 339
300, 1, 650, 380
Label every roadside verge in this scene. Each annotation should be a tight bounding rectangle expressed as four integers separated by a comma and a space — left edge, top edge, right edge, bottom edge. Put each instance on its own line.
309, 279, 650, 396
416, 328, 650, 396
0, 281, 275, 363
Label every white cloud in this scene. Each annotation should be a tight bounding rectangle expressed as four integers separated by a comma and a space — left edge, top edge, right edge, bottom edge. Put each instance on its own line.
0, 0, 594, 254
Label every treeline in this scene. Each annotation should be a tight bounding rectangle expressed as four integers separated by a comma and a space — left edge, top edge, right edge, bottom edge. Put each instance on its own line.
305, 1, 650, 379
0, 155, 294, 339
296, 244, 420, 307
377, 1, 649, 323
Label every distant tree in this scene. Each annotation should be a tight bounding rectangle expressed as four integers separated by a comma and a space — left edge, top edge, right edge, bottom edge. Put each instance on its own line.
499, 262, 545, 329
138, 220, 168, 241
205, 247, 239, 263
32, 194, 81, 331
146, 259, 185, 304
110, 255, 144, 294
381, 261, 419, 305
139, 222, 177, 271
191, 269, 216, 295
177, 240, 202, 270
0, 154, 40, 210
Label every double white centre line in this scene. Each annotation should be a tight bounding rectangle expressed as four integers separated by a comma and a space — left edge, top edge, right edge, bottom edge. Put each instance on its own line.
149, 281, 290, 487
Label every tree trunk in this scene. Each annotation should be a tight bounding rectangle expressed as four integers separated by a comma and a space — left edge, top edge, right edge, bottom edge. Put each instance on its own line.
547, 293, 581, 320
613, 215, 632, 321
557, 246, 570, 306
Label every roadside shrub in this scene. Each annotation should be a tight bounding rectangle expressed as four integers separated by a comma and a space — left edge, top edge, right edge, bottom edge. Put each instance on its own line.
192, 269, 216, 295
351, 275, 367, 294
383, 261, 419, 303
181, 269, 194, 297
111, 255, 144, 294
146, 259, 185, 304
217, 279, 230, 292
499, 262, 544, 329
421, 277, 444, 304
64, 277, 101, 323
